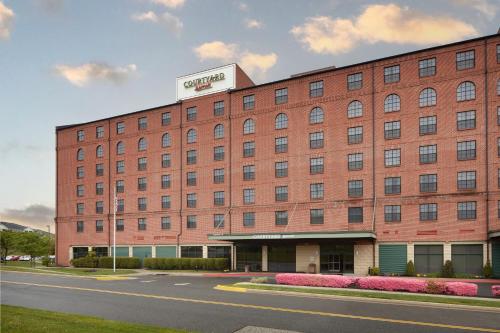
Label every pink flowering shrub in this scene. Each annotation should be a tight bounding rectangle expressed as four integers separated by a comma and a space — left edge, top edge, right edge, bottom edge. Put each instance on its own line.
444, 282, 477, 296
492, 285, 500, 297
275, 273, 355, 288
356, 277, 427, 293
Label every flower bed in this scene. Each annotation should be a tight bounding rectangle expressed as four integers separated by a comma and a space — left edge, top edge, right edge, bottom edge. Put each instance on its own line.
492, 285, 500, 297
274, 274, 478, 297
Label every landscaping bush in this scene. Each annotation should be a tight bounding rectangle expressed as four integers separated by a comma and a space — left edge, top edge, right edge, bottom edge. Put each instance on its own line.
143, 258, 228, 271
425, 280, 446, 294
444, 282, 477, 296
71, 256, 98, 268
492, 285, 500, 297
356, 277, 427, 293
97, 257, 141, 269
441, 260, 454, 278
275, 273, 355, 288
405, 260, 416, 277
483, 261, 493, 278
368, 267, 380, 276
41, 256, 54, 267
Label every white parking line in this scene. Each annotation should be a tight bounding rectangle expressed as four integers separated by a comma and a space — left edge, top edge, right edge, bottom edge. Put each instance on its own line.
174, 283, 190, 286
140, 280, 155, 283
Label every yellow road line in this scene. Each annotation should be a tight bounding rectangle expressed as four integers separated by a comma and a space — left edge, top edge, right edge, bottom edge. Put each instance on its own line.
214, 285, 247, 293
2, 280, 499, 332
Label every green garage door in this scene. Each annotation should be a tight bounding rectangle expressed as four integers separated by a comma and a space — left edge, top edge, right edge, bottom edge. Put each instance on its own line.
132, 246, 152, 262
492, 242, 500, 278
414, 245, 443, 274
111, 246, 129, 257
452, 244, 483, 276
156, 246, 176, 258
379, 244, 407, 275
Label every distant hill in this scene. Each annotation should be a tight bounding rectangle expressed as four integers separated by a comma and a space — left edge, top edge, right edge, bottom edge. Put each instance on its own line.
0, 221, 53, 236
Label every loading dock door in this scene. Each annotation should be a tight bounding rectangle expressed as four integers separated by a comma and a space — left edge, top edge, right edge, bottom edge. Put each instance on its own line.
132, 246, 152, 263
451, 244, 483, 276
156, 246, 176, 258
414, 245, 443, 274
268, 245, 296, 272
379, 244, 407, 275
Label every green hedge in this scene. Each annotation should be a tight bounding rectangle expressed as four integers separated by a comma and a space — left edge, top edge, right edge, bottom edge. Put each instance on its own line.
143, 258, 228, 271
71, 256, 141, 269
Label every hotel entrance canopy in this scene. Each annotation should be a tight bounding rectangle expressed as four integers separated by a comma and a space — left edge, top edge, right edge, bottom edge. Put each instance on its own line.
208, 231, 376, 241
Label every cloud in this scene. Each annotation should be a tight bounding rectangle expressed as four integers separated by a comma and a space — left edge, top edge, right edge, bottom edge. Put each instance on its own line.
193, 40, 277, 78
245, 19, 263, 29
1, 204, 55, 229
0, 1, 14, 40
54, 63, 137, 87
237, 2, 248, 11
151, 0, 185, 8
291, 4, 478, 55
131, 11, 183, 35
450, 0, 498, 21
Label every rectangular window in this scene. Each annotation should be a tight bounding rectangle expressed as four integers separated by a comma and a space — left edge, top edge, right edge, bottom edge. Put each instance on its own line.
419, 144, 437, 164
138, 218, 146, 230
213, 168, 224, 183
456, 50, 475, 70
309, 131, 324, 149
348, 180, 363, 197
96, 182, 104, 195
310, 157, 324, 174
243, 95, 255, 110
419, 58, 436, 77
214, 146, 225, 161
310, 209, 324, 224
214, 214, 224, 228
214, 191, 225, 206
275, 161, 288, 178
161, 216, 171, 229
275, 137, 288, 153
76, 185, 84, 197
348, 126, 363, 144
348, 207, 363, 223
497, 107, 500, 125
77, 203, 84, 215
457, 111, 476, 130
457, 140, 476, 160
162, 154, 171, 168
243, 165, 255, 180
384, 121, 401, 140
95, 220, 103, 232
77, 221, 84, 232
116, 219, 124, 231
275, 88, 288, 104
384, 149, 401, 167
347, 72, 362, 90
117, 199, 124, 213
95, 201, 103, 214
187, 150, 197, 165
243, 141, 255, 157
384, 177, 401, 195
214, 101, 224, 116
275, 186, 288, 202
162, 175, 171, 189
187, 193, 196, 208
116, 122, 125, 134
384, 205, 401, 222
77, 166, 84, 179
420, 203, 437, 221
161, 195, 171, 209
138, 177, 147, 191
186, 172, 196, 186
138, 157, 147, 171
243, 212, 255, 227
419, 116, 437, 135
243, 188, 255, 204
187, 215, 196, 229
310, 183, 324, 200
457, 171, 476, 190
96, 163, 104, 176
420, 174, 437, 193
384, 65, 400, 83
310, 80, 323, 97
77, 130, 84, 142
186, 107, 197, 121
348, 153, 363, 170
138, 117, 147, 130
497, 44, 500, 63
275, 211, 288, 226
96, 126, 104, 139
162, 112, 171, 126
138, 197, 147, 211
457, 201, 476, 219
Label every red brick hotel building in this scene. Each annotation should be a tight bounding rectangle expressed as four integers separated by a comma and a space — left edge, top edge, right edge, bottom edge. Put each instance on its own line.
56, 34, 500, 276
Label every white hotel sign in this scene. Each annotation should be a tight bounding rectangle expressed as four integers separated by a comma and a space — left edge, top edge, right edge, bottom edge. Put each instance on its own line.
176, 64, 236, 100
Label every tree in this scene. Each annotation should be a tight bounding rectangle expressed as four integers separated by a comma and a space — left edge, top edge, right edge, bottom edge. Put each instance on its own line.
16, 232, 49, 267
0, 231, 20, 263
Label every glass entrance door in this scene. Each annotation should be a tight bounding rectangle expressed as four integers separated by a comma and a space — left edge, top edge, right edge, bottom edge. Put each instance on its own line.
327, 254, 342, 273
320, 243, 354, 273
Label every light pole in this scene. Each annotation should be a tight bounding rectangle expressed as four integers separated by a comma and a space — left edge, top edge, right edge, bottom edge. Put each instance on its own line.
113, 186, 117, 272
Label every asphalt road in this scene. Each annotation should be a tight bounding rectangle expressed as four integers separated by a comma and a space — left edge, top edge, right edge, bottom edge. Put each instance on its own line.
1, 271, 499, 333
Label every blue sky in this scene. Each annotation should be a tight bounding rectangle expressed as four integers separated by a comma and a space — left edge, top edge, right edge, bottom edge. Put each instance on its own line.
0, 0, 498, 229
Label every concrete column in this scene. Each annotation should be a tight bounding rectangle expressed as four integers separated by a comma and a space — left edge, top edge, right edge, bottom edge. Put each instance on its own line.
129, 246, 133, 257
407, 243, 414, 263
354, 243, 373, 276
69, 247, 73, 261
443, 243, 451, 263
202, 245, 208, 259
152, 246, 156, 258
262, 245, 268, 272
296, 245, 320, 273
232, 245, 236, 271
483, 243, 488, 265
374, 243, 379, 267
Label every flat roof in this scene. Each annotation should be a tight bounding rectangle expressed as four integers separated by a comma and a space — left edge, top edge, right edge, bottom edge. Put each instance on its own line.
57, 33, 498, 131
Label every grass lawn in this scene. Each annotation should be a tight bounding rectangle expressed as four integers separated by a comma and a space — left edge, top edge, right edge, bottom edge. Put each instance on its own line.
236, 283, 500, 308
1, 263, 137, 276
1, 305, 190, 333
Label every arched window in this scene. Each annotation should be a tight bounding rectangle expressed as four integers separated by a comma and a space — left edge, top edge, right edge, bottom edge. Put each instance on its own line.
347, 100, 363, 118
275, 113, 288, 130
116, 141, 125, 155
309, 107, 324, 124
76, 148, 84, 161
419, 88, 437, 107
138, 137, 147, 151
456, 81, 475, 101
96, 145, 103, 158
187, 129, 197, 143
162, 133, 171, 148
243, 118, 255, 134
214, 124, 224, 139
384, 94, 400, 113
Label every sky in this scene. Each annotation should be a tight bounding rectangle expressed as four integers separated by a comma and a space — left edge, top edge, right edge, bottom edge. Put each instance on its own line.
0, 0, 498, 230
